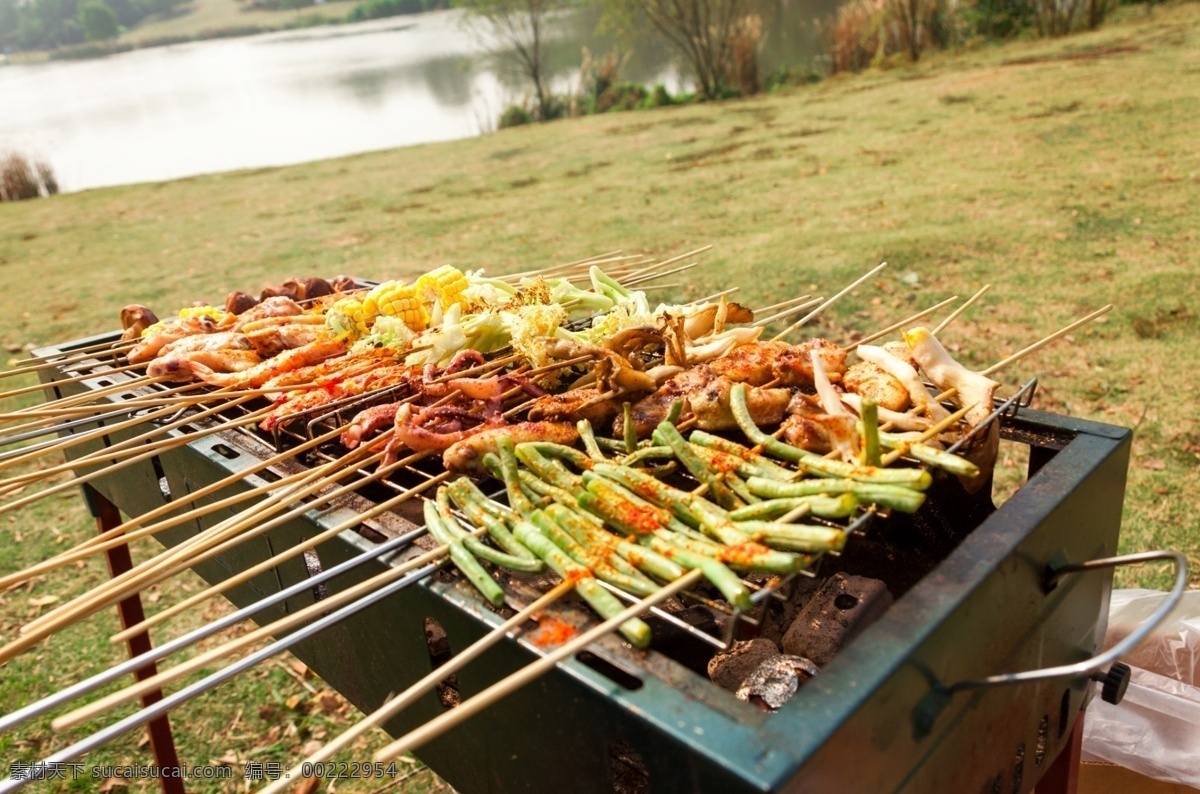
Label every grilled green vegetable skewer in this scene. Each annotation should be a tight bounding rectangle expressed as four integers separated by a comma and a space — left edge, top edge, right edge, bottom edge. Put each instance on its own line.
729, 383, 933, 488
423, 499, 505, 607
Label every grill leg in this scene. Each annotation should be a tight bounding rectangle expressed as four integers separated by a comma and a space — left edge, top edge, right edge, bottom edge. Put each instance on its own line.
1036, 709, 1083, 794
87, 486, 186, 794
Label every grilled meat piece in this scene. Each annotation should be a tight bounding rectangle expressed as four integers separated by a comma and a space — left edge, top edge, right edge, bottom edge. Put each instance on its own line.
527, 387, 626, 427
225, 291, 259, 316
690, 377, 791, 432
781, 411, 860, 455
771, 338, 848, 387
621, 367, 714, 436
245, 322, 322, 357
842, 361, 910, 412
330, 275, 357, 293
444, 421, 580, 472
128, 315, 220, 364
231, 296, 303, 330
159, 331, 250, 356
152, 338, 347, 387
882, 340, 917, 370
147, 349, 262, 378
708, 341, 792, 386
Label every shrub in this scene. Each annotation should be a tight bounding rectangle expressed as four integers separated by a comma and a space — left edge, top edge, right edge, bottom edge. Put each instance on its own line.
820, 0, 954, 73
346, 0, 445, 21
78, 2, 120, 41
642, 83, 674, 108
0, 154, 58, 202
498, 104, 532, 128
595, 81, 648, 112
728, 13, 762, 95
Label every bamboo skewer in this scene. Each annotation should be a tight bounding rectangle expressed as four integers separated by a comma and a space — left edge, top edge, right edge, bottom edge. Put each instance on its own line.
752, 296, 823, 328
934, 285, 991, 335
845, 295, 960, 352
0, 380, 331, 423
0, 392, 262, 482
879, 403, 975, 466
3, 457, 387, 660
0, 342, 136, 380
108, 452, 450, 643
753, 294, 817, 316
3, 336, 133, 369
0, 376, 178, 422
39, 421, 349, 561
9, 352, 556, 643
0, 417, 269, 519
0, 400, 274, 505
50, 533, 475, 731
982, 305, 1112, 376
373, 569, 706, 763
771, 262, 888, 342
16, 434, 392, 636
0, 363, 149, 403
263, 579, 577, 794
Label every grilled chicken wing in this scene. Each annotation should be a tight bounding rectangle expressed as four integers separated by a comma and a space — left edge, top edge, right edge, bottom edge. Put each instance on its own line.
781, 410, 860, 455
147, 349, 261, 378
842, 361, 910, 412
151, 338, 347, 387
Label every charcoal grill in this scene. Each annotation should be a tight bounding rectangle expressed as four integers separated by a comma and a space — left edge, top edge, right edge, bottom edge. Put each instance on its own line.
27, 325, 1178, 794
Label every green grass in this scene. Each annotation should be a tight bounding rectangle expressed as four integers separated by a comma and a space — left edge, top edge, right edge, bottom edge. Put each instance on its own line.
1, 4, 1198, 790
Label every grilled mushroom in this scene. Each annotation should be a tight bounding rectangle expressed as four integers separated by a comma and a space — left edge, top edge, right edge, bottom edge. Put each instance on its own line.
119, 305, 159, 341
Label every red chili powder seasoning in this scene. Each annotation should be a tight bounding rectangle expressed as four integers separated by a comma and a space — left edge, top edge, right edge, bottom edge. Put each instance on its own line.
532, 615, 578, 648
621, 503, 662, 536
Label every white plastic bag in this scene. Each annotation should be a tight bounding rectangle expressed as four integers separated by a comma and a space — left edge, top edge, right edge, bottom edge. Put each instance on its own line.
1081, 589, 1200, 788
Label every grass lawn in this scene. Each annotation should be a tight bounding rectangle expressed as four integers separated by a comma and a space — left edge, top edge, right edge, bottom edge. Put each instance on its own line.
0, 3, 1197, 790
119, 0, 363, 45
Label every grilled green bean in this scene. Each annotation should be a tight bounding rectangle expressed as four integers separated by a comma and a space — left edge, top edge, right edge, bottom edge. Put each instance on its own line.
445, 480, 539, 562
577, 419, 607, 461
652, 421, 742, 510
519, 442, 595, 472
544, 503, 686, 582
623, 403, 638, 454
728, 493, 859, 521
511, 518, 652, 649
541, 505, 655, 581
877, 431, 980, 477
576, 492, 753, 610
665, 399, 683, 426
580, 473, 803, 574
423, 500, 505, 607
495, 438, 537, 517
435, 489, 543, 573
734, 520, 846, 553
745, 476, 926, 513
862, 399, 881, 467
621, 445, 674, 468
729, 384, 933, 489
688, 432, 796, 480
529, 512, 658, 596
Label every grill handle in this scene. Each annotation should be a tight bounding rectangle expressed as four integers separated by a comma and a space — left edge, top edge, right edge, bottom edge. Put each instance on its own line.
914, 550, 1188, 735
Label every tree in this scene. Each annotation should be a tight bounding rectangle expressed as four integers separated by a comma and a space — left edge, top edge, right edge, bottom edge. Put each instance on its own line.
455, 0, 562, 122
77, 0, 118, 40
606, 0, 757, 100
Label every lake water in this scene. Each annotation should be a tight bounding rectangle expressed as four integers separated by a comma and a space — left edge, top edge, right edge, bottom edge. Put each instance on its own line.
0, 2, 835, 192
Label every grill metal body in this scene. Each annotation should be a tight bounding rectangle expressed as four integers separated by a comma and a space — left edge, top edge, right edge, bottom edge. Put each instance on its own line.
35, 331, 1132, 794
